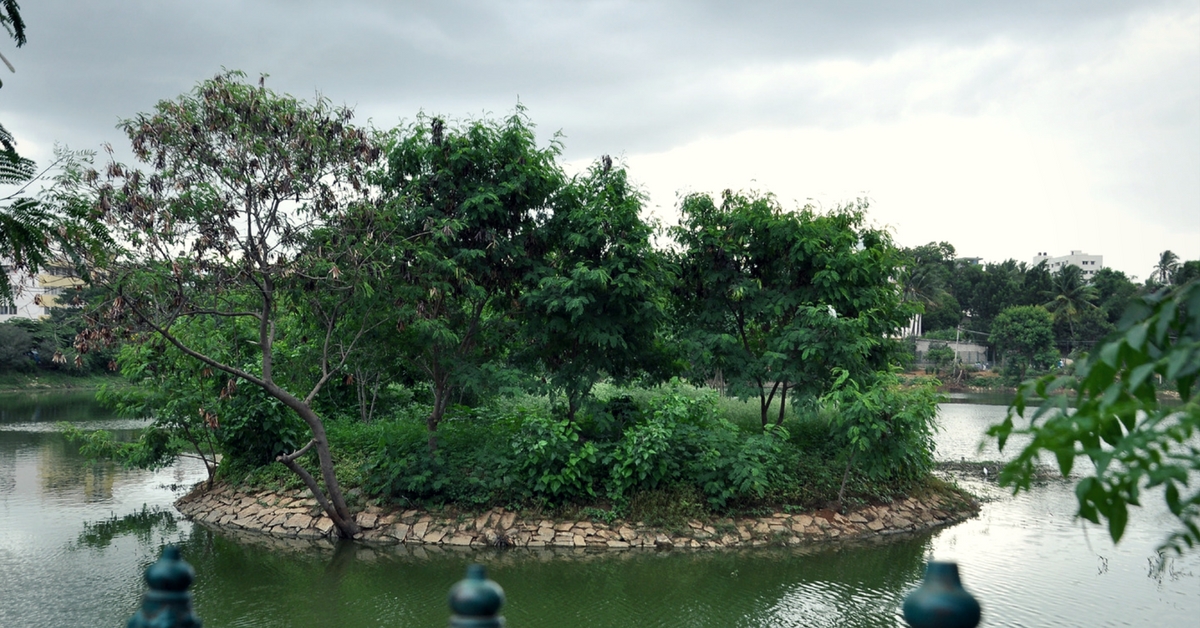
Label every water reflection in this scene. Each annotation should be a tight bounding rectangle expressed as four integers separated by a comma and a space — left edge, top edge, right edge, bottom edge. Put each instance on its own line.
76, 505, 179, 550
168, 528, 933, 628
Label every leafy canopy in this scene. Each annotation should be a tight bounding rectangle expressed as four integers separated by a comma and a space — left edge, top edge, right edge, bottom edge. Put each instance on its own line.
671, 190, 912, 425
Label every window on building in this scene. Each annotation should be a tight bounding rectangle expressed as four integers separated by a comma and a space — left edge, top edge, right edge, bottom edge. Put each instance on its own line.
0, 303, 16, 315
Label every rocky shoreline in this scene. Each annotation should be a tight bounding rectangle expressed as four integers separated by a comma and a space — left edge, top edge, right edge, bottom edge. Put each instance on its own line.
175, 482, 979, 551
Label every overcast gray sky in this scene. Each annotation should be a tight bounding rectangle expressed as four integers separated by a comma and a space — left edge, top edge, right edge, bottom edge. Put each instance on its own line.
3, 0, 1197, 278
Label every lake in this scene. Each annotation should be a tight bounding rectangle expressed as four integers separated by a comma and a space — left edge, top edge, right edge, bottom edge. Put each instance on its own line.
1, 391, 1197, 626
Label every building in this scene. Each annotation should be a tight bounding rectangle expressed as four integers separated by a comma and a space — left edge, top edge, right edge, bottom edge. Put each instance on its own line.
1, 261, 85, 322
1032, 250, 1103, 280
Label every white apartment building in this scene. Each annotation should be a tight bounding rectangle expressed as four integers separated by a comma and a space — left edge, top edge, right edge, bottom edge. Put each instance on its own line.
1032, 250, 1104, 280
0, 261, 85, 322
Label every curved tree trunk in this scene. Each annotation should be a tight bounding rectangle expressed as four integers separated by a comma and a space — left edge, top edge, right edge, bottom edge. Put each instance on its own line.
270, 384, 361, 539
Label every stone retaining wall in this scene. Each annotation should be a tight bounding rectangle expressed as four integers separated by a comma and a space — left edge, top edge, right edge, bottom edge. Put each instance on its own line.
176, 484, 977, 550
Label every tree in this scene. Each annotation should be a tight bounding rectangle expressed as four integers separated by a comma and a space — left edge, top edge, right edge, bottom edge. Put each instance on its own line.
672, 191, 912, 426
823, 370, 941, 509
1175, 260, 1200, 286
381, 111, 564, 446
1042, 264, 1098, 352
899, 242, 960, 333
517, 157, 671, 421
1154, 250, 1180, 285
989, 305, 1056, 381
965, 260, 1024, 330
0, 0, 26, 76
925, 342, 955, 375
990, 280, 1200, 553
1019, 260, 1054, 307
71, 72, 384, 538
1092, 267, 1140, 325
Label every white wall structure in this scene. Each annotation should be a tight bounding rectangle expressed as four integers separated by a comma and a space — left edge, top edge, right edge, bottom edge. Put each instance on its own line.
1032, 250, 1104, 280
1, 261, 85, 322
914, 337, 990, 367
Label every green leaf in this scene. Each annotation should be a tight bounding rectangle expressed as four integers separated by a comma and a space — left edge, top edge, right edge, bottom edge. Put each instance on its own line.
1055, 448, 1075, 477
1108, 498, 1128, 543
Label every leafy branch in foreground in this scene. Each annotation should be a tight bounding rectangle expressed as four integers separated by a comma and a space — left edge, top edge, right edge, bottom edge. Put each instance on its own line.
989, 280, 1200, 553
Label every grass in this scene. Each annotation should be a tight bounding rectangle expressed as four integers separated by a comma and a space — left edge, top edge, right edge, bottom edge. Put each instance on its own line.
0, 370, 123, 393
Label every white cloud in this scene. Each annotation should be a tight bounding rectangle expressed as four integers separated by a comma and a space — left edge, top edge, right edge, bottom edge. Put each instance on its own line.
621, 5, 1199, 277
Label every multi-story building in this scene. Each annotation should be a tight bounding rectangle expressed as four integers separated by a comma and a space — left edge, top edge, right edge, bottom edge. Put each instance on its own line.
0, 261, 85, 322
1032, 250, 1104, 280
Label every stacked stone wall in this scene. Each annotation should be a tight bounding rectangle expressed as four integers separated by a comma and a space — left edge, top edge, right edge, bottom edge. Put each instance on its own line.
176, 484, 977, 550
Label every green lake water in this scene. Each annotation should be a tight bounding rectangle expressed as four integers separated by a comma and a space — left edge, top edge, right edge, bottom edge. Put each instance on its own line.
1, 392, 1197, 627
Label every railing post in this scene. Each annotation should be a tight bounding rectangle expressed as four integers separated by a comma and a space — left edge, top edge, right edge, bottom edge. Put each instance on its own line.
127, 545, 203, 628
449, 563, 505, 627
902, 561, 981, 628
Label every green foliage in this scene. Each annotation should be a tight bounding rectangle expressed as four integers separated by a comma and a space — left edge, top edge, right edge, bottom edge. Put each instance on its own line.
59, 421, 180, 473
219, 388, 307, 470
358, 383, 850, 512
1175, 261, 1200, 287
958, 260, 1025, 331
361, 405, 522, 505
1, 144, 108, 307
66, 70, 385, 536
922, 291, 962, 333
76, 506, 177, 550
1154, 250, 1180, 285
990, 280, 1200, 552
899, 241, 961, 332
510, 414, 600, 500
517, 157, 673, 419
823, 370, 942, 506
925, 342, 955, 375
671, 191, 913, 426
381, 110, 566, 434
1043, 264, 1099, 352
990, 305, 1057, 380
0, 320, 34, 369
923, 328, 959, 341
1093, 267, 1139, 325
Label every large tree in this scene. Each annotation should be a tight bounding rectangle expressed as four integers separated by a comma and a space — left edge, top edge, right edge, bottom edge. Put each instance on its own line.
1154, 250, 1180, 285
72, 72, 385, 538
1042, 264, 1099, 352
898, 241, 960, 334
672, 191, 912, 426
381, 110, 564, 445
517, 157, 671, 421
1092, 267, 1140, 325
1174, 260, 1200, 286
989, 305, 1056, 380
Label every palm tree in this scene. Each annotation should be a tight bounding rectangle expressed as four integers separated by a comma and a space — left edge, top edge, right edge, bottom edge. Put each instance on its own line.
1154, 250, 1179, 285
1, 0, 27, 80
1043, 264, 1098, 352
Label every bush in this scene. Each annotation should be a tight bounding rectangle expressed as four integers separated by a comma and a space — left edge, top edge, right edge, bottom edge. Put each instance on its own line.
356, 380, 939, 513
0, 322, 35, 370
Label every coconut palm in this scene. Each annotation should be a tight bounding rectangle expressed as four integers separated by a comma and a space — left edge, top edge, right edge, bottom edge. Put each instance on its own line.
1154, 250, 1179, 285
1042, 264, 1098, 352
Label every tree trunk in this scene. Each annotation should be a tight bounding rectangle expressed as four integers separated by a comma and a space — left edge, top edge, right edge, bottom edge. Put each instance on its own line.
567, 394, 579, 424
426, 382, 452, 453
271, 386, 361, 539
759, 380, 780, 427
776, 380, 789, 426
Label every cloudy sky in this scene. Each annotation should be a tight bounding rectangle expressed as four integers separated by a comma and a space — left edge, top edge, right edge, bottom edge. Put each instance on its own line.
3, 1, 1197, 278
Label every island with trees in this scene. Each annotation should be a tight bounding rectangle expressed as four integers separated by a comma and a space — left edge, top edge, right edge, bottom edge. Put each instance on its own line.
5, 71, 1194, 550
